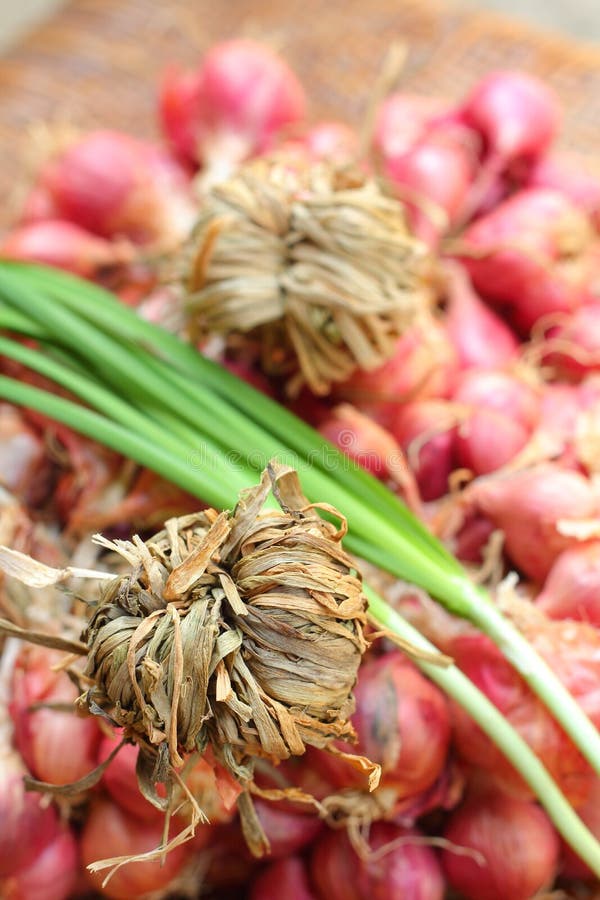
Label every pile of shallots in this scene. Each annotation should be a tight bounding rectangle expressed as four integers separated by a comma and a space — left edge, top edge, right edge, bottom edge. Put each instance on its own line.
3, 38, 600, 900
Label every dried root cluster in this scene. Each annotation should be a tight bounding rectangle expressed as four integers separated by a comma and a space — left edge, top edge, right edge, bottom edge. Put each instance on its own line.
185, 158, 432, 394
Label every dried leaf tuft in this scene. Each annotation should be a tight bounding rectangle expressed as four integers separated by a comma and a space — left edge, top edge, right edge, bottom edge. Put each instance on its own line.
184, 158, 433, 394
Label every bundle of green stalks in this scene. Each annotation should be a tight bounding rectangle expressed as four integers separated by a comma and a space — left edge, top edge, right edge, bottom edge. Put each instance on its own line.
1, 260, 600, 873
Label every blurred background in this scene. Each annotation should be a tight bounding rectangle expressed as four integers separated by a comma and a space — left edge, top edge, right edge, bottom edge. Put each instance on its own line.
1, 0, 600, 52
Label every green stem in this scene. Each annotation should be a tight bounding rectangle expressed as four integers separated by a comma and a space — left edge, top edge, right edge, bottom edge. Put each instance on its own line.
364, 585, 600, 878
4, 262, 456, 571
0, 376, 251, 502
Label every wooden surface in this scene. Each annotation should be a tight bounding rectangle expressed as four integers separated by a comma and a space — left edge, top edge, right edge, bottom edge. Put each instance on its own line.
1, 0, 600, 226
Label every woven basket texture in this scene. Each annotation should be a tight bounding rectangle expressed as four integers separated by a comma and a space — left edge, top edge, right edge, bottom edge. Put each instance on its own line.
1, 0, 600, 226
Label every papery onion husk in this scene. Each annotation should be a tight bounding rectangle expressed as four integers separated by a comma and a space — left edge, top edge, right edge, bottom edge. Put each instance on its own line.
79, 463, 376, 855
184, 157, 433, 395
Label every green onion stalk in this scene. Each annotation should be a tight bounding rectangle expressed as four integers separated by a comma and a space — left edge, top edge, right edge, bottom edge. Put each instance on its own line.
1, 261, 600, 874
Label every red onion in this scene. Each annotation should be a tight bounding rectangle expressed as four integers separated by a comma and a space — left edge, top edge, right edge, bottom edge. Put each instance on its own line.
452, 368, 540, 431
203, 821, 260, 890
314, 651, 451, 814
334, 316, 459, 426
98, 736, 163, 823
459, 188, 593, 332
537, 541, 600, 625
390, 399, 458, 501
252, 799, 323, 858
0, 404, 51, 506
462, 71, 559, 165
442, 787, 559, 900
311, 822, 445, 900
443, 264, 518, 370
350, 652, 451, 803
278, 121, 359, 164
1, 826, 78, 900
449, 629, 600, 804
0, 220, 130, 278
319, 404, 407, 485
10, 646, 101, 786
302, 121, 359, 162
539, 303, 600, 380
455, 408, 530, 475
159, 39, 306, 179
251, 856, 318, 900
468, 463, 598, 581
527, 153, 600, 225
453, 512, 497, 565
538, 382, 581, 447
81, 799, 195, 899
372, 93, 454, 161
0, 749, 60, 877
25, 131, 195, 248
384, 134, 475, 246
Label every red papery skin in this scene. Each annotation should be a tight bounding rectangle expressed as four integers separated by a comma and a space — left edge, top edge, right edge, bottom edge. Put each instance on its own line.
98, 737, 163, 824
24, 130, 195, 247
333, 316, 459, 427
461, 71, 560, 170
459, 188, 593, 332
390, 399, 458, 501
373, 92, 454, 162
468, 462, 598, 582
81, 798, 202, 899
452, 511, 497, 564
452, 368, 540, 432
311, 822, 445, 900
455, 408, 530, 475
314, 652, 451, 814
276, 121, 360, 165
318, 404, 404, 482
383, 133, 476, 246
0, 825, 78, 900
537, 541, 600, 626
0, 219, 130, 279
159, 39, 306, 171
443, 264, 519, 370
10, 645, 101, 787
0, 749, 60, 878
99, 736, 235, 825
202, 821, 261, 890
540, 303, 600, 380
441, 787, 559, 900
250, 856, 318, 900
0, 403, 53, 506
449, 628, 600, 805
560, 776, 600, 879
251, 799, 323, 858
527, 153, 600, 225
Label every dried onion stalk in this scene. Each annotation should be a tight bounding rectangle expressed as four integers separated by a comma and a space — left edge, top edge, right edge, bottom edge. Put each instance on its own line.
79, 463, 376, 854
185, 158, 432, 394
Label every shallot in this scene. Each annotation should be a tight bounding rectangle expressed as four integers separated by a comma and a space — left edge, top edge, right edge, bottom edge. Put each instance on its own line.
459, 188, 593, 331
537, 542, 600, 625
0, 826, 78, 900
311, 822, 445, 900
442, 786, 559, 900
250, 856, 318, 900
468, 462, 597, 581
81, 799, 197, 899
159, 39, 306, 182
0, 220, 130, 278
443, 263, 519, 370
23, 130, 196, 248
